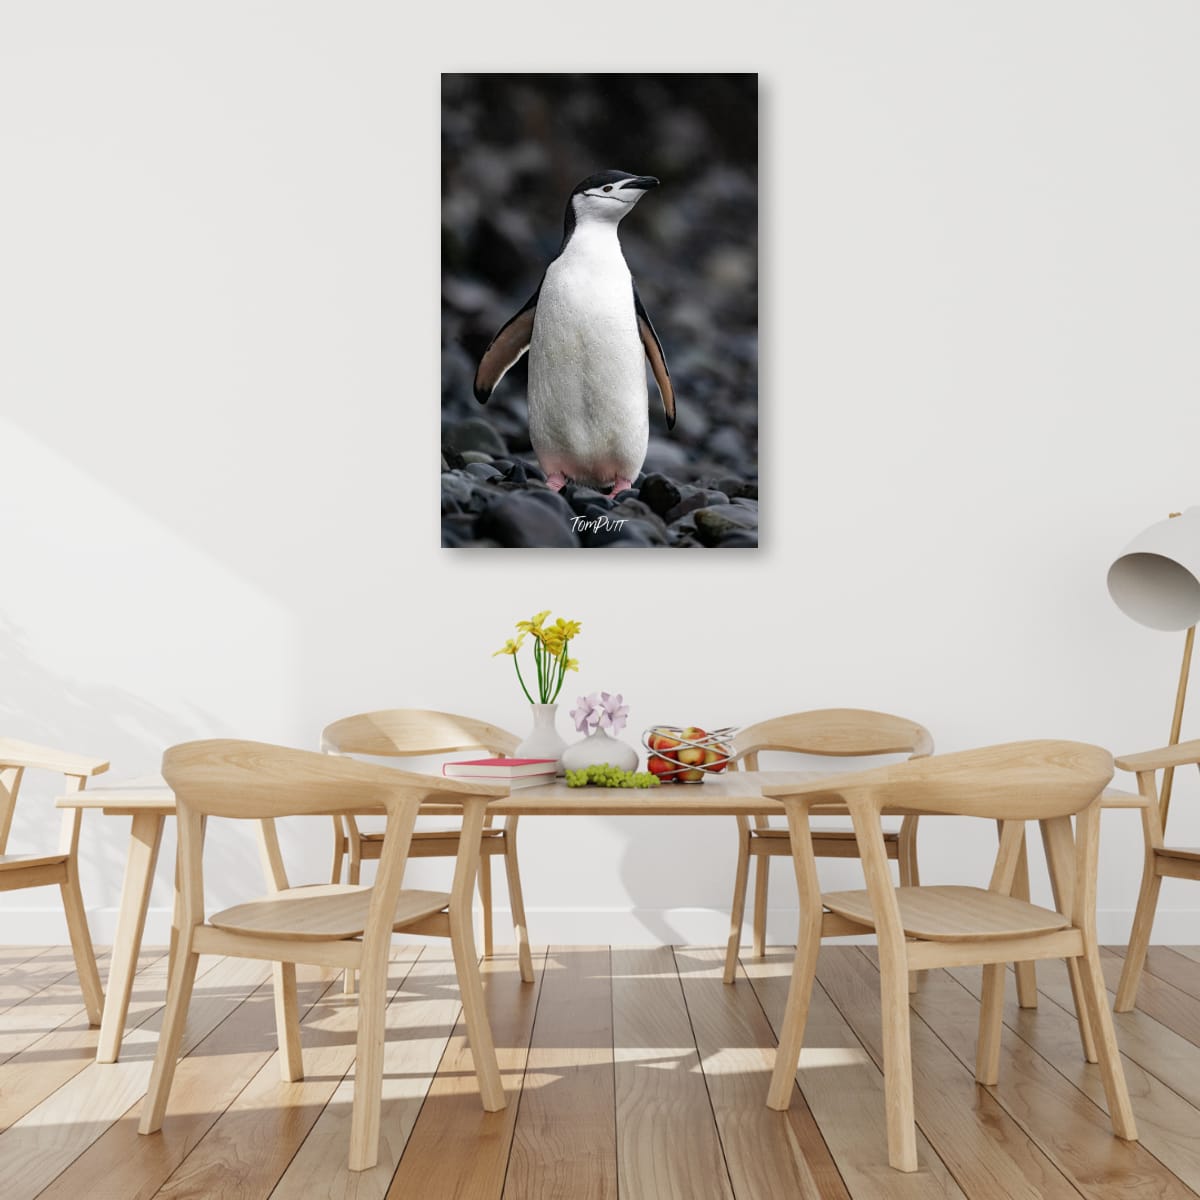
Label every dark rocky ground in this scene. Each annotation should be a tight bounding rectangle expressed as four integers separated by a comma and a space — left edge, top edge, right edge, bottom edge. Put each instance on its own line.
442, 74, 758, 549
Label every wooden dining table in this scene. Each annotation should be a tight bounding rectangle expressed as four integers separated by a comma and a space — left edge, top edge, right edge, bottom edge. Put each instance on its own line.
59, 771, 1145, 1064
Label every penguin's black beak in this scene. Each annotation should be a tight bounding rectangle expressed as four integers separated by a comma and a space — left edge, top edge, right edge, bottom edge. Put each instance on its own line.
621, 176, 660, 191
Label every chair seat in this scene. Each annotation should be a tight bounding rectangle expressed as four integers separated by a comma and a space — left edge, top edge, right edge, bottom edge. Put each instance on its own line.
0, 852, 69, 871
210, 884, 450, 941
822, 885, 1071, 941
1157, 845, 1200, 862
357, 828, 505, 843
750, 827, 900, 842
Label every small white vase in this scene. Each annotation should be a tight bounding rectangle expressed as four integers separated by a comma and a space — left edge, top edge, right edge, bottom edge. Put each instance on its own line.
515, 703, 569, 774
561, 729, 639, 775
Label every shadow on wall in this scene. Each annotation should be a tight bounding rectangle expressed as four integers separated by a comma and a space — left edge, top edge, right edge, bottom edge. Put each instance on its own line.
0, 618, 262, 915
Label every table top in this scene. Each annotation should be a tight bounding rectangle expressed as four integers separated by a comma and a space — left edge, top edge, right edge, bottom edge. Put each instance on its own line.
56, 772, 804, 817
57, 773, 1148, 818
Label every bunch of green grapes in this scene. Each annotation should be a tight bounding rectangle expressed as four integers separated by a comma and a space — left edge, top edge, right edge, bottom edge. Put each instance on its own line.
565, 763, 661, 788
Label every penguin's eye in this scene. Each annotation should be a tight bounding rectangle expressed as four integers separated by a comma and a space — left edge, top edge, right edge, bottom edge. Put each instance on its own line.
602, 185, 613, 192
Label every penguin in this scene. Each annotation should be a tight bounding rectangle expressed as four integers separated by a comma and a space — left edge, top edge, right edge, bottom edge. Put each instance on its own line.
473, 169, 675, 494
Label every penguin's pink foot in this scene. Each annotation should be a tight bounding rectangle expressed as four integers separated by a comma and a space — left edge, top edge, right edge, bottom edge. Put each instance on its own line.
545, 472, 567, 492
611, 477, 635, 495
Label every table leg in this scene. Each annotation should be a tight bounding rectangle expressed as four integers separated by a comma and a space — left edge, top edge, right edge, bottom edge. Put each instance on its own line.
96, 812, 165, 1063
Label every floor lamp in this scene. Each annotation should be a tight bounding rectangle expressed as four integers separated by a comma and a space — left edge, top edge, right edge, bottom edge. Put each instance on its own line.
1107, 508, 1200, 825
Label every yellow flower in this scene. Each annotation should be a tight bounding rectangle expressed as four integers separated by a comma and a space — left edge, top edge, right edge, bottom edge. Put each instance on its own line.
492, 634, 526, 657
515, 609, 552, 635
541, 630, 565, 656
550, 617, 581, 641
563, 657, 580, 672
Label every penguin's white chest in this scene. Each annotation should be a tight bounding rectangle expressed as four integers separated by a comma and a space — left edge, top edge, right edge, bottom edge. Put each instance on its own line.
528, 232, 649, 487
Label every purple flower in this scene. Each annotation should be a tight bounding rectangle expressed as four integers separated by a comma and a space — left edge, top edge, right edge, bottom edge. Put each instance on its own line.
597, 692, 629, 735
570, 694, 600, 734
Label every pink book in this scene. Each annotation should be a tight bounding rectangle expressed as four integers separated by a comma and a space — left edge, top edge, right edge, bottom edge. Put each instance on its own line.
442, 757, 558, 779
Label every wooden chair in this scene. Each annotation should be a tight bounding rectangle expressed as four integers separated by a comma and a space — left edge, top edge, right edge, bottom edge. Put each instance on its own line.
138, 739, 506, 1172
723, 709, 934, 984
1114, 738, 1200, 1011
0, 737, 107, 1024
322, 709, 533, 985
764, 740, 1137, 1172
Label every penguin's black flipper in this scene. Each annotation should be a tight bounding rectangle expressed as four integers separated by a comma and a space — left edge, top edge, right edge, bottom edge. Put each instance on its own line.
474, 286, 540, 404
633, 284, 675, 430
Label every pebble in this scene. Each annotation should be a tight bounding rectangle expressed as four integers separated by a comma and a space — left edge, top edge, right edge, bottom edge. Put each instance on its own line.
693, 505, 759, 547
476, 490, 580, 548
637, 474, 681, 517
642, 438, 691, 476
717, 477, 758, 500
665, 486, 729, 524
464, 462, 503, 481
443, 417, 507, 458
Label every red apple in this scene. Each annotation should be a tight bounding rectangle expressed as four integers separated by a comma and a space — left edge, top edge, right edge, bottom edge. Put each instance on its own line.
704, 743, 731, 773
677, 766, 706, 783
648, 728, 681, 755
676, 726, 709, 766
647, 753, 680, 782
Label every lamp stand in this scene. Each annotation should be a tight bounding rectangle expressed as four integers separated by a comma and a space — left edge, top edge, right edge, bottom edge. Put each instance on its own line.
1159, 511, 1196, 830
1161, 623, 1196, 830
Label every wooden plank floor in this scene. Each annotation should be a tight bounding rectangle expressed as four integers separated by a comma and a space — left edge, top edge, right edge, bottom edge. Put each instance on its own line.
1, 944, 1199, 1198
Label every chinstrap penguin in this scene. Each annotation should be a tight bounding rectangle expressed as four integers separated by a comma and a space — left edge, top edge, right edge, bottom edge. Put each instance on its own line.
474, 169, 676, 494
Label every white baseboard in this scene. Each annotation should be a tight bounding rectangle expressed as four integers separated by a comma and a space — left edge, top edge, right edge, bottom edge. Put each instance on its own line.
0, 905, 1193, 948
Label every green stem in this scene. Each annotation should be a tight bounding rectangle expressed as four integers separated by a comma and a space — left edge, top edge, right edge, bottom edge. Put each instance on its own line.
512, 655, 534, 705
550, 638, 570, 702
534, 638, 546, 703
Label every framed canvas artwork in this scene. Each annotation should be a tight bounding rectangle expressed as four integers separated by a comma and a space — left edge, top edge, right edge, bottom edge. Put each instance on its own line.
442, 73, 758, 548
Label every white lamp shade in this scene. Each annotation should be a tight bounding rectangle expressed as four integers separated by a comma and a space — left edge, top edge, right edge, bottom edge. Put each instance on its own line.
1108, 507, 1200, 631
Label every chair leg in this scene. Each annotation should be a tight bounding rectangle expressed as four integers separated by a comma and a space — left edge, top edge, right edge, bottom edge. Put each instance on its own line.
343, 829, 364, 996
1078, 944, 1138, 1140
274, 962, 304, 1082
752, 853, 770, 957
139, 942, 200, 1133
879, 943, 919, 1172
59, 871, 104, 1026
502, 824, 534, 985
330, 817, 346, 884
478, 851, 494, 958
897, 817, 921, 993
1040, 818, 1095, 1061
348, 953, 389, 1172
1012, 832, 1038, 1008
975, 962, 1006, 1085
766, 906, 821, 1110
1115, 857, 1161, 1013
449, 907, 505, 1112
724, 818, 752, 984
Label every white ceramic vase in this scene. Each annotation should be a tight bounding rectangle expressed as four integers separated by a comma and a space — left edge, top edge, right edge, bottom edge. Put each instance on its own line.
561, 728, 639, 775
515, 703, 569, 774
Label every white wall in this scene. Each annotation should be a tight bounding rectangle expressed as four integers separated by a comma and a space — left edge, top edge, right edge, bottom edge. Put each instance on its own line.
3, 2, 1200, 945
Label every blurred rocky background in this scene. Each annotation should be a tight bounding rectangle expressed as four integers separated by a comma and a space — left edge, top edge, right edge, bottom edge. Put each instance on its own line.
442, 73, 758, 548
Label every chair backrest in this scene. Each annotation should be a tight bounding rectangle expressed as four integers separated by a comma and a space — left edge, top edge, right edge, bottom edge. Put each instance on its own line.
825, 740, 1115, 822
732, 709, 933, 769
0, 738, 109, 856
321, 710, 518, 759
163, 739, 428, 820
